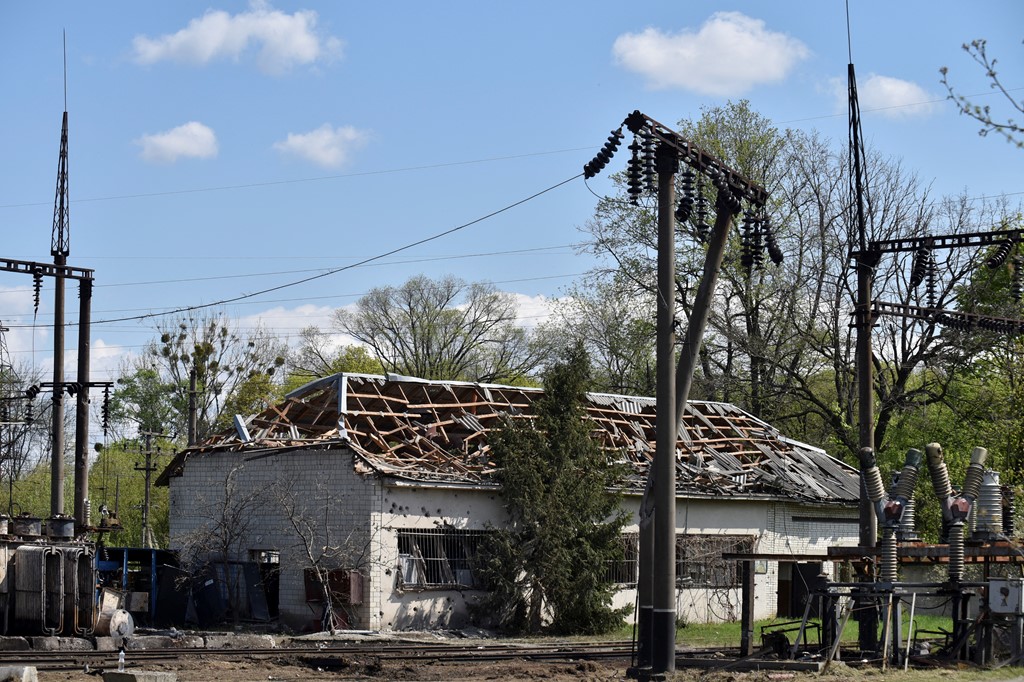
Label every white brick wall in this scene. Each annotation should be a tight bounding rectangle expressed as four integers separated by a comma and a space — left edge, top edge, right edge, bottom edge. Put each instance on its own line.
169, 448, 380, 631
170, 452, 859, 630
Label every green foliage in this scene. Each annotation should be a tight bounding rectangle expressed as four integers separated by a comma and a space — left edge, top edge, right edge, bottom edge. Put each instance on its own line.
90, 439, 170, 548
109, 367, 176, 435
213, 369, 282, 432
474, 345, 629, 635
4, 439, 170, 548
7, 463, 60, 518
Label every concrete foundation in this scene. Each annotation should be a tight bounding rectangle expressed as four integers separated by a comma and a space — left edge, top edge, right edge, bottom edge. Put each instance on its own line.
0, 667, 36, 682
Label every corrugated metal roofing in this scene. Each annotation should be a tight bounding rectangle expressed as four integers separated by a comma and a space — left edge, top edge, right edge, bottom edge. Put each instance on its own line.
158, 372, 858, 504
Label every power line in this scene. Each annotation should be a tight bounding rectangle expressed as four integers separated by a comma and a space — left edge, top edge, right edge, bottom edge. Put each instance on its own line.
3, 86, 1018, 212
88, 244, 579, 289
0, 243, 583, 298
4, 272, 581, 326
4, 171, 581, 330
0, 147, 593, 209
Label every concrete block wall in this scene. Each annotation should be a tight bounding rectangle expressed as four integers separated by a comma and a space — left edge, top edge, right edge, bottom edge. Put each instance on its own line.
371, 483, 504, 630
762, 502, 860, 555
169, 455, 861, 630
168, 448, 381, 631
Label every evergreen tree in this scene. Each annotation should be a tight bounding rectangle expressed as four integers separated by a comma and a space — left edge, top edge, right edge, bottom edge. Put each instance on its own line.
475, 345, 628, 634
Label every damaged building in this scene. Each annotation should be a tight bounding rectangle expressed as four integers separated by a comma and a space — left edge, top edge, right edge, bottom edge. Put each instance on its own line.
157, 372, 861, 632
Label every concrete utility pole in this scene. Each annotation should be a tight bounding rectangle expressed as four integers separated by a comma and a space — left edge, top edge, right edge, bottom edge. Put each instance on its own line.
849, 61, 880, 654
50, 108, 70, 518
73, 277, 92, 527
652, 143, 678, 675
136, 431, 162, 549
585, 111, 768, 680
188, 367, 198, 446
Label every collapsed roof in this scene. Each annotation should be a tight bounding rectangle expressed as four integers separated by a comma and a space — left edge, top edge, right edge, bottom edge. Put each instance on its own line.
158, 373, 859, 504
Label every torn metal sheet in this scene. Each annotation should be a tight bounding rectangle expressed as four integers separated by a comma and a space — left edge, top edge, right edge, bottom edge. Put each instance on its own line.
158, 373, 859, 504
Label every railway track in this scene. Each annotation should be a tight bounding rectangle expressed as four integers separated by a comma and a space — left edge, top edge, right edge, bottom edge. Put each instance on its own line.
0, 639, 646, 672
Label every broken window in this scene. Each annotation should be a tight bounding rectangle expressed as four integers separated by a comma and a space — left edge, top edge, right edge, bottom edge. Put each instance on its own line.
675, 535, 755, 588
606, 533, 639, 584
396, 529, 487, 589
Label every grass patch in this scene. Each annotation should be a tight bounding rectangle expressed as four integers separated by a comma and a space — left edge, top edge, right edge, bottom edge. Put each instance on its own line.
601, 614, 957, 648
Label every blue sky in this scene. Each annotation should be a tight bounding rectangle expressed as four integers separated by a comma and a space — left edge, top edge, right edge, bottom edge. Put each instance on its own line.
1, 1, 1022, 386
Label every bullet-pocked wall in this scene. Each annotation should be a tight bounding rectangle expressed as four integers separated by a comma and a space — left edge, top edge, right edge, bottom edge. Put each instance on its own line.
168, 450, 859, 631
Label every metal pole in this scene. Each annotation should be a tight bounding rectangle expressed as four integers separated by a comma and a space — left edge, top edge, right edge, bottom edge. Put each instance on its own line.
634, 479, 654, 671
652, 143, 678, 675
50, 107, 70, 518
674, 206, 736, 420
73, 278, 91, 528
188, 367, 197, 446
51, 258, 65, 516
856, 258, 877, 547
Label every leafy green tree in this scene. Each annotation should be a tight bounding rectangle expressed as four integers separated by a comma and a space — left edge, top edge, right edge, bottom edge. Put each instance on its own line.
108, 367, 174, 437
474, 345, 628, 634
89, 439, 171, 548
335, 274, 543, 383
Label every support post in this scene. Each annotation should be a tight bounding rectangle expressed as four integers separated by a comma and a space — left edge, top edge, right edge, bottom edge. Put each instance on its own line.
51, 258, 66, 516
136, 431, 161, 549
188, 367, 197, 446
674, 204, 736, 418
635, 486, 654, 671
73, 278, 92, 528
740, 560, 755, 656
652, 142, 678, 676
855, 251, 879, 654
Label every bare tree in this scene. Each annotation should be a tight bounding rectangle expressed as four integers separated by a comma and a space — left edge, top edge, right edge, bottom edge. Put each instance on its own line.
176, 464, 266, 624
335, 274, 542, 383
541, 275, 656, 396
272, 476, 375, 632
114, 312, 286, 442
285, 326, 383, 389
941, 39, 1024, 148
574, 101, 1011, 463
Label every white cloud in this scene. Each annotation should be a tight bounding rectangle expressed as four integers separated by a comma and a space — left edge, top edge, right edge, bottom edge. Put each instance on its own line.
613, 12, 809, 96
826, 74, 937, 118
135, 122, 218, 164
857, 74, 937, 118
273, 124, 368, 168
132, 1, 342, 75
238, 304, 351, 346
511, 293, 555, 330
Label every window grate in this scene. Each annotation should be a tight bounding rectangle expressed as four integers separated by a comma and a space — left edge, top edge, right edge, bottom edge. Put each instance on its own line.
675, 535, 755, 588
396, 529, 489, 589
606, 533, 639, 584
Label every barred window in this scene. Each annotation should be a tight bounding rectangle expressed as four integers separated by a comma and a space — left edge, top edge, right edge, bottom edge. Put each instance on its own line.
397, 529, 487, 589
606, 533, 639, 584
675, 535, 755, 588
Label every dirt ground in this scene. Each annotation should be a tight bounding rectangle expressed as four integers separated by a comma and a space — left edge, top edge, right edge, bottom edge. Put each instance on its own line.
36, 657, 1024, 682
41, 654, 629, 681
